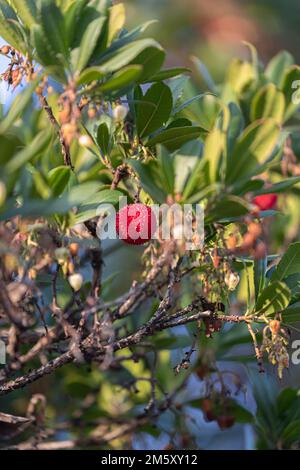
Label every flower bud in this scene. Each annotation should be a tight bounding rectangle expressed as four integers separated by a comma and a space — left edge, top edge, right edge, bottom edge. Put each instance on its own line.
269, 319, 280, 336
113, 104, 128, 121
68, 273, 83, 292
225, 271, 240, 291
69, 243, 79, 257
0, 46, 10, 55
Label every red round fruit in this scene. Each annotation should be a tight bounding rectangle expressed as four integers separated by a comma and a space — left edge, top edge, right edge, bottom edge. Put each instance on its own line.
253, 194, 278, 211
116, 203, 157, 245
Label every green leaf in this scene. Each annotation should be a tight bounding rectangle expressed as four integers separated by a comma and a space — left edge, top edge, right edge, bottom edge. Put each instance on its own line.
271, 242, 300, 282
250, 83, 285, 123
38, 0, 68, 60
265, 51, 294, 86
226, 119, 280, 184
77, 66, 104, 85
147, 67, 191, 82
225, 59, 255, 95
157, 145, 174, 195
281, 302, 300, 324
0, 0, 25, 51
74, 16, 106, 72
98, 65, 142, 93
147, 126, 202, 152
75, 189, 123, 224
0, 80, 38, 134
254, 176, 300, 195
48, 166, 72, 197
206, 196, 250, 224
10, 0, 36, 27
64, 0, 87, 48
0, 182, 101, 220
107, 2, 125, 45
174, 140, 203, 194
191, 56, 217, 93
128, 159, 166, 203
97, 38, 164, 75
280, 65, 300, 121
136, 82, 173, 137
178, 93, 221, 131
255, 281, 291, 316
96, 122, 110, 156
254, 256, 267, 302
5, 129, 52, 174
203, 127, 224, 184
223, 102, 244, 155
31, 24, 61, 71
282, 420, 300, 447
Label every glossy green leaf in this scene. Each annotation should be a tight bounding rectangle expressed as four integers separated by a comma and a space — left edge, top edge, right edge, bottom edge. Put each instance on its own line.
38, 0, 68, 60
147, 67, 191, 82
280, 65, 300, 121
128, 159, 166, 203
98, 65, 142, 93
147, 126, 202, 152
265, 50, 294, 86
107, 2, 125, 45
226, 58, 255, 95
136, 82, 173, 137
0, 80, 38, 134
255, 281, 291, 316
203, 127, 225, 183
157, 145, 174, 195
74, 16, 106, 72
5, 129, 52, 173
226, 119, 280, 183
97, 39, 164, 75
96, 122, 110, 156
10, 0, 36, 27
75, 189, 123, 224
48, 166, 72, 197
250, 83, 285, 123
271, 242, 300, 282
0, 0, 25, 51
254, 176, 300, 195
281, 302, 300, 324
206, 196, 250, 224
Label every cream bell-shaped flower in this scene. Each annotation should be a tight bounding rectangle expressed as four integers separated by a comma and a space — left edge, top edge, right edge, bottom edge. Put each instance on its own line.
113, 104, 128, 121
224, 271, 240, 291
68, 273, 83, 292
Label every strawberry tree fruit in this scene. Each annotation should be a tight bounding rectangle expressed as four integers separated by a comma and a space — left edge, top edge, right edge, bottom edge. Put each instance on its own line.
253, 194, 278, 211
116, 204, 157, 245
